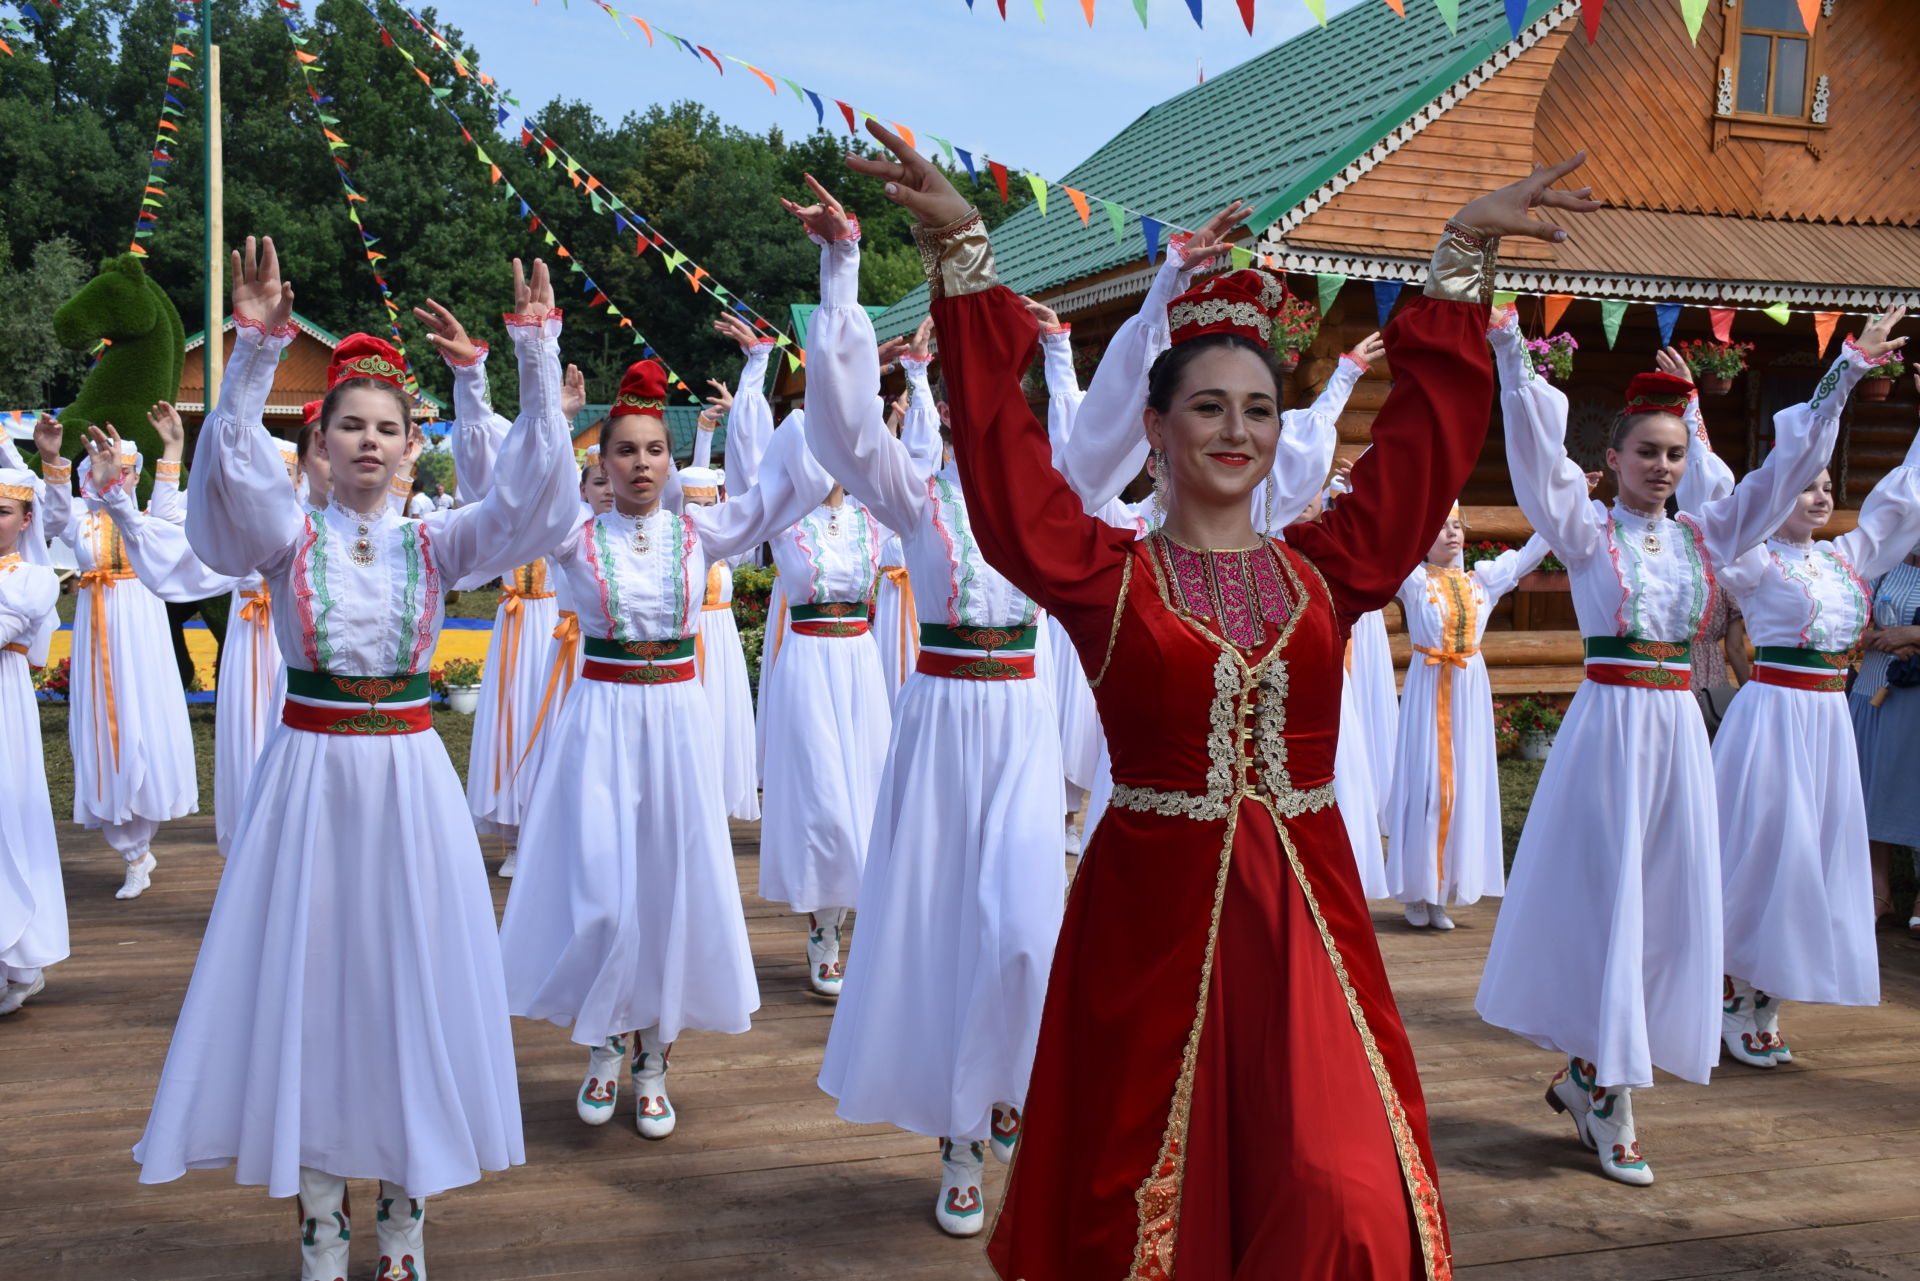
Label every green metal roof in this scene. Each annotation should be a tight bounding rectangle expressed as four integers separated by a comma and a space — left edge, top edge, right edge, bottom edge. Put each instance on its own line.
572, 404, 722, 462
868, 0, 1560, 338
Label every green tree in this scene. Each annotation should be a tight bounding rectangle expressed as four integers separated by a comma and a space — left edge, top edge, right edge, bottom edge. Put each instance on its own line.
0, 229, 90, 408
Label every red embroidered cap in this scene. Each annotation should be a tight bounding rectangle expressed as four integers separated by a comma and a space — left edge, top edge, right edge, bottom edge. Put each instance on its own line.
1623, 371, 1694, 417
327, 333, 409, 392
301, 399, 323, 426
1167, 269, 1288, 351
609, 359, 669, 419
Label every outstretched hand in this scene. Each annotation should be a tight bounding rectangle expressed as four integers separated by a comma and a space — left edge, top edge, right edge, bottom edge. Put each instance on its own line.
876, 336, 910, 371
232, 236, 295, 333
703, 378, 734, 416
1449, 154, 1601, 244
1181, 200, 1252, 267
1347, 333, 1386, 367
1019, 296, 1062, 330
84, 424, 127, 491
849, 120, 973, 228
712, 313, 758, 350
512, 258, 555, 317
780, 173, 856, 242
1654, 346, 1694, 385
414, 300, 480, 366
31, 413, 62, 462
561, 365, 587, 422
147, 401, 184, 448
907, 316, 935, 360
1853, 304, 1909, 362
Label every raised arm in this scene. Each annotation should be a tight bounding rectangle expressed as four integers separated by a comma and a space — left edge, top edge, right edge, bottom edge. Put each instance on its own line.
1255, 338, 1374, 534
1834, 423, 1920, 579
1022, 298, 1082, 465
689, 408, 835, 560
788, 211, 928, 535
1656, 346, 1734, 513
185, 237, 304, 577
25, 417, 79, 548
426, 280, 582, 586
85, 426, 243, 600
717, 315, 776, 493
1473, 531, 1552, 601
418, 300, 512, 505
899, 328, 943, 477
1693, 312, 1905, 564
1489, 309, 1605, 569
144, 401, 188, 525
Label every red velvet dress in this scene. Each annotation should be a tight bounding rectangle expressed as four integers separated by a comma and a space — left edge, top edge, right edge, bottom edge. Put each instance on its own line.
933, 282, 1491, 1281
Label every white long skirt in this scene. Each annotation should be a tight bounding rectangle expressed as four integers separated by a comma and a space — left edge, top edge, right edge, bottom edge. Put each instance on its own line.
698, 606, 760, 822
819, 672, 1066, 1141
1475, 682, 1722, 1088
467, 592, 560, 835
1715, 683, 1879, 1007
1335, 674, 1387, 898
758, 632, 889, 913
213, 593, 286, 858
499, 677, 758, 1044
755, 584, 788, 780
1384, 656, 1505, 906
0, 652, 66, 972
134, 724, 524, 1197
69, 578, 196, 828
1351, 609, 1400, 826
871, 569, 916, 709
1045, 615, 1102, 800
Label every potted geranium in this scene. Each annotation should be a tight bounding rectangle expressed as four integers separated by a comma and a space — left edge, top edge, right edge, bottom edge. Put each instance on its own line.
1527, 332, 1578, 383
1518, 550, 1569, 592
32, 656, 69, 701
1509, 695, 1563, 761
732, 564, 776, 632
1463, 539, 1512, 569
1677, 338, 1753, 396
1858, 357, 1906, 403
1270, 295, 1321, 373
431, 657, 484, 714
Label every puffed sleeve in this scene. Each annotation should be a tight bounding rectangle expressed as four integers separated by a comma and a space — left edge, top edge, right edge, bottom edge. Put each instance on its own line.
446, 343, 510, 505
1472, 532, 1551, 601
97, 478, 243, 600
30, 450, 77, 549
688, 410, 835, 561
422, 312, 582, 586
0, 563, 57, 654
1690, 344, 1868, 565
1057, 245, 1194, 510
899, 353, 943, 478
185, 320, 304, 577
802, 235, 930, 536
1673, 388, 1734, 514
1489, 309, 1605, 570
1254, 354, 1361, 535
724, 339, 777, 494
1834, 427, 1920, 580
146, 463, 187, 526
1038, 325, 1083, 465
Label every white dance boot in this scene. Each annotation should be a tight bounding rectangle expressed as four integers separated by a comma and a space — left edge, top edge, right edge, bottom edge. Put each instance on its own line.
296, 1167, 351, 1281
988, 1103, 1022, 1164
1751, 986, 1791, 1063
576, 1033, 628, 1125
807, 909, 847, 997
115, 851, 156, 900
1426, 902, 1456, 931
497, 845, 518, 878
935, 1139, 987, 1237
1585, 1082, 1654, 1186
374, 1182, 426, 1280
1721, 976, 1776, 1068
1543, 1056, 1596, 1152
1402, 901, 1430, 928
632, 1026, 675, 1139
0, 971, 46, 1016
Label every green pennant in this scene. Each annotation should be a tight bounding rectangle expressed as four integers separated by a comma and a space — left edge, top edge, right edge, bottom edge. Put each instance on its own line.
1600, 298, 1627, 348
1432, 0, 1460, 33
1025, 173, 1048, 215
569, 261, 585, 274
1102, 199, 1126, 245
930, 136, 956, 167
1492, 290, 1519, 306
433, 87, 452, 99
544, 148, 556, 169
319, 113, 341, 125
1680, 0, 1708, 41
590, 191, 605, 213
1131, 0, 1148, 25
606, 304, 622, 317
1316, 273, 1347, 315
773, 332, 792, 348
1230, 246, 1254, 270
662, 250, 688, 272
543, 230, 557, 246
1764, 300, 1792, 324
786, 351, 802, 373
782, 78, 806, 101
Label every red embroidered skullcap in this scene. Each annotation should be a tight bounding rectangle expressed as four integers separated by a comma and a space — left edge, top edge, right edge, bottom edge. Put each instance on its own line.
327, 333, 408, 392
301, 399, 323, 425
1624, 371, 1693, 417
1167, 268, 1287, 351
609, 359, 668, 419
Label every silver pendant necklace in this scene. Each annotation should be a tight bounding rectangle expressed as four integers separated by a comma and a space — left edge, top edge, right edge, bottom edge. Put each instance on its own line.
630, 512, 652, 556
332, 500, 380, 567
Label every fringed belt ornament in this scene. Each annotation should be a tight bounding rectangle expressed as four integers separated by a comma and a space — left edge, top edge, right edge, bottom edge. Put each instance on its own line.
282, 668, 431, 735
915, 622, 1038, 681
1583, 636, 1693, 690
1752, 645, 1853, 693
581, 634, 697, 685
788, 601, 870, 638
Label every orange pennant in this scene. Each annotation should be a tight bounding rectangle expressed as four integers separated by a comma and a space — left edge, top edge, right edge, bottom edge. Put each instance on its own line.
893, 122, 916, 149
1795, 0, 1818, 33
689, 266, 710, 293
1063, 185, 1091, 225
1543, 293, 1574, 334
630, 16, 653, 43
746, 64, 778, 95
1080, 0, 1095, 22
1382, 0, 1405, 12
1812, 311, 1841, 356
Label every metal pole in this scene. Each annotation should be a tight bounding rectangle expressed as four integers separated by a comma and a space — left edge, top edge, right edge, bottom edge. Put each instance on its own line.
202, 12, 222, 410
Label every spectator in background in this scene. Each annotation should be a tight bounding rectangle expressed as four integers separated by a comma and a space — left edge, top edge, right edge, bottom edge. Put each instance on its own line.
406, 472, 435, 519
433, 481, 454, 511
1850, 539, 1920, 937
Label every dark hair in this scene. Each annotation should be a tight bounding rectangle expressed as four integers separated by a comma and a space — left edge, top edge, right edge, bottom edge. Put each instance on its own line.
319, 376, 413, 434
1606, 408, 1686, 453
1145, 333, 1280, 414
295, 419, 321, 461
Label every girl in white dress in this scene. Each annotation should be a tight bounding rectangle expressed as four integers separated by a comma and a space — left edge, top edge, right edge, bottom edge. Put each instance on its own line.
793, 186, 1066, 1235
1385, 505, 1549, 927
0, 455, 64, 1016
29, 414, 196, 899
868, 320, 942, 709
1475, 302, 1903, 1185
134, 242, 580, 1281
498, 354, 834, 1138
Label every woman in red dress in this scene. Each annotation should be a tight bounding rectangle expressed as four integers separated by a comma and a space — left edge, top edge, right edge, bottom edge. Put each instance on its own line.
847, 125, 1596, 1280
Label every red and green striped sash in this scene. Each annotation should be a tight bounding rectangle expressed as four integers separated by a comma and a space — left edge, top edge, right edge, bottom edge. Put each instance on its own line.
1752, 645, 1852, 693
282, 668, 432, 735
915, 622, 1038, 681
1583, 636, 1693, 691
581, 634, 697, 685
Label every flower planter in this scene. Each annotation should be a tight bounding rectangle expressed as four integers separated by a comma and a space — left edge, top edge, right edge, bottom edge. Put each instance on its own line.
1697, 374, 1734, 396
446, 684, 481, 715
1517, 729, 1555, 761
1517, 570, 1570, 592
1858, 377, 1894, 403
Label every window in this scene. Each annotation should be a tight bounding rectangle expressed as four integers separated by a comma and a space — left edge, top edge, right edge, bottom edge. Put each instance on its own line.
1723, 0, 1822, 123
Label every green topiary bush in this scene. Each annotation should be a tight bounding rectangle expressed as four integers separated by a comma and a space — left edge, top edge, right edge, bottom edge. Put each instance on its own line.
50, 254, 185, 496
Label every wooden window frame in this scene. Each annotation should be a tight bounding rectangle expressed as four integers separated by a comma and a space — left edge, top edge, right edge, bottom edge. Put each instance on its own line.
1714, 0, 1830, 147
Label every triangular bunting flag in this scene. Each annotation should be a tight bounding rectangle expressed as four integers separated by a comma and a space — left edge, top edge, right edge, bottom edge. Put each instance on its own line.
988, 161, 1011, 204
954, 147, 978, 185
1543, 293, 1574, 334
1503, 0, 1526, 37
1795, 0, 1818, 34
1763, 301, 1792, 325
1654, 302, 1682, 347
1063, 185, 1091, 225
1812, 312, 1840, 356
1600, 299, 1627, 348
1316, 273, 1347, 315
1373, 280, 1403, 328
1492, 290, 1519, 306
1709, 306, 1735, 342
1230, 246, 1254, 270
1103, 199, 1126, 245
1432, 0, 1459, 33
1183, 0, 1202, 27
1241, 0, 1260, 31
1680, 0, 1708, 42
1025, 173, 1048, 214
1132, 0, 1149, 23
1141, 216, 1163, 263
1580, 0, 1605, 41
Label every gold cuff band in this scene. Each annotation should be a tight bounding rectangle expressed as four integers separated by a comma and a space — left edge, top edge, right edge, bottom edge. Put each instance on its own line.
155, 461, 181, 479
911, 207, 998, 300
43, 461, 71, 483
1424, 227, 1500, 307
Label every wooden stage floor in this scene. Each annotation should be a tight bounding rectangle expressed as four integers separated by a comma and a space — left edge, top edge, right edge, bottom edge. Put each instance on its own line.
5, 816, 1918, 1280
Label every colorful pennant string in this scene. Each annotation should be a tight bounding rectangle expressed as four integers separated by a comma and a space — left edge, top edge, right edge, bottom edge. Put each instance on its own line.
124, 5, 201, 257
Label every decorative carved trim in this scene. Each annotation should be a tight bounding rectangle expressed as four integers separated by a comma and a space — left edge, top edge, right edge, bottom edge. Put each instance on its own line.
1811, 74, 1830, 123
1717, 65, 1735, 115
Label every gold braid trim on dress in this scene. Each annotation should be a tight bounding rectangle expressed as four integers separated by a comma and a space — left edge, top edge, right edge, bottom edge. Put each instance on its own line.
1089, 551, 1133, 690
911, 207, 998, 300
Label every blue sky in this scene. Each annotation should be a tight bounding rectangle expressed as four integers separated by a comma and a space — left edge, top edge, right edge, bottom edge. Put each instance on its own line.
443, 0, 1375, 177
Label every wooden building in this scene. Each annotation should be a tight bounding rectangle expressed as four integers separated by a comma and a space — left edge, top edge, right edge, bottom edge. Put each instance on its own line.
177, 312, 444, 431
867, 0, 1920, 689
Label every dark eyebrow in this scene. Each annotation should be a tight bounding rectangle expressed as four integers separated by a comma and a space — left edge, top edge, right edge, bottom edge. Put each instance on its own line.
1182, 388, 1276, 403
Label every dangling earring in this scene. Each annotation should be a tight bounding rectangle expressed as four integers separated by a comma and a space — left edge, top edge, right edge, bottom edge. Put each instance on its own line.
1262, 476, 1277, 535
1149, 449, 1167, 528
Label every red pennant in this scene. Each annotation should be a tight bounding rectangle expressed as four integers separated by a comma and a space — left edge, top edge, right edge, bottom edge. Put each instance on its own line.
1236, 0, 1254, 32
835, 100, 857, 135
1709, 306, 1735, 342
698, 46, 724, 75
988, 160, 1011, 204
1580, 0, 1605, 41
